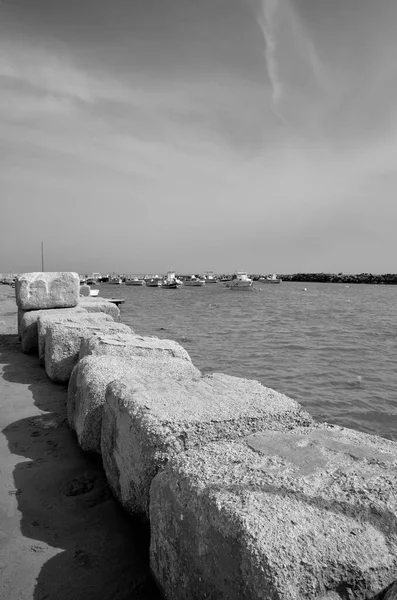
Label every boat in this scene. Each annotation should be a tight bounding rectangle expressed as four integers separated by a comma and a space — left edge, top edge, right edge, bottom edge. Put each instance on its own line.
109, 277, 123, 285
125, 277, 145, 286
225, 272, 254, 290
146, 277, 161, 288
161, 271, 182, 289
259, 274, 282, 284
202, 271, 218, 283
89, 289, 99, 297
184, 275, 205, 287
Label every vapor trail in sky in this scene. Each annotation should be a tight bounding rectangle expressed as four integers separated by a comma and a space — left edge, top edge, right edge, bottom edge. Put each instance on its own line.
257, 0, 287, 123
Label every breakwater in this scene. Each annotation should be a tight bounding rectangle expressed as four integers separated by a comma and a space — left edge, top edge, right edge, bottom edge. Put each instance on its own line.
13, 272, 397, 599
279, 273, 397, 284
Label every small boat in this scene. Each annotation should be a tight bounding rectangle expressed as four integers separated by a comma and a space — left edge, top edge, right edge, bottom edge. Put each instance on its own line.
161, 271, 182, 289
202, 271, 218, 283
109, 277, 123, 285
125, 277, 145, 286
184, 275, 205, 287
146, 277, 161, 288
89, 289, 99, 297
259, 274, 281, 284
225, 272, 254, 290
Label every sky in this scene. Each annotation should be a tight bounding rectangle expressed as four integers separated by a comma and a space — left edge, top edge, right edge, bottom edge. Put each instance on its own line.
1, 0, 397, 274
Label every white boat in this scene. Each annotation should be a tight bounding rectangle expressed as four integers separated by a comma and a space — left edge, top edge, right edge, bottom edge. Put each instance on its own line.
184, 275, 205, 287
89, 289, 99, 297
259, 273, 281, 284
146, 277, 161, 288
109, 277, 123, 285
125, 277, 145, 286
202, 271, 218, 283
225, 272, 254, 290
161, 271, 182, 289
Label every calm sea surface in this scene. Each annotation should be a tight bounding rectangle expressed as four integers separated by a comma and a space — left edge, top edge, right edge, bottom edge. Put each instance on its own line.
98, 281, 397, 441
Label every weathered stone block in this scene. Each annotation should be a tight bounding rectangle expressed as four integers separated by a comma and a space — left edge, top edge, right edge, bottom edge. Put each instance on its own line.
15, 272, 80, 310
102, 372, 312, 520
19, 306, 87, 354
38, 311, 114, 364
79, 284, 91, 297
44, 317, 131, 383
68, 354, 197, 454
79, 331, 190, 362
150, 426, 397, 600
78, 298, 121, 322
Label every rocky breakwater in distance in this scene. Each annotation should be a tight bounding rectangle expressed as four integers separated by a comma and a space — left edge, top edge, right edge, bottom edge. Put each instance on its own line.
10, 272, 397, 599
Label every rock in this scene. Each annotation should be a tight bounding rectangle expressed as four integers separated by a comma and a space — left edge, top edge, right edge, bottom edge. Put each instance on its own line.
37, 311, 114, 365
78, 298, 121, 322
79, 331, 191, 362
150, 426, 397, 600
67, 355, 191, 454
20, 306, 87, 354
15, 272, 80, 310
79, 284, 91, 297
102, 371, 312, 520
44, 317, 131, 383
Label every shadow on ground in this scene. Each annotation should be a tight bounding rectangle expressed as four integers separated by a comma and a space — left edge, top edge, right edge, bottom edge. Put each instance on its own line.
1, 333, 162, 600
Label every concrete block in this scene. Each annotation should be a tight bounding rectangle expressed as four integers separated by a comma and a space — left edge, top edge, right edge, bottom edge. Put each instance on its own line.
19, 306, 86, 354
38, 311, 115, 364
44, 317, 130, 383
101, 371, 312, 520
78, 297, 121, 322
68, 354, 196, 454
79, 331, 191, 362
150, 426, 397, 600
15, 272, 80, 310
79, 284, 91, 297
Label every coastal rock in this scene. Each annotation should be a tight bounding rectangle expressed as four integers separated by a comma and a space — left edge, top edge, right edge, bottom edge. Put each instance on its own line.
78, 297, 121, 322
44, 317, 131, 383
150, 426, 397, 600
15, 272, 80, 310
38, 311, 113, 365
19, 307, 87, 354
102, 371, 312, 520
79, 331, 191, 362
68, 353, 196, 454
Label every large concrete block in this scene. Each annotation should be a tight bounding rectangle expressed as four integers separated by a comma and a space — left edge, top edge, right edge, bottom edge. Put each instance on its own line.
38, 311, 114, 364
44, 318, 131, 383
15, 272, 80, 310
150, 426, 397, 600
79, 331, 191, 362
78, 297, 121, 322
19, 306, 87, 354
68, 354, 198, 455
101, 371, 312, 520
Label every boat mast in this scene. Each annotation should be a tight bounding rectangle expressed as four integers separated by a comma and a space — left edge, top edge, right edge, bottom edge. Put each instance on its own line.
41, 241, 44, 272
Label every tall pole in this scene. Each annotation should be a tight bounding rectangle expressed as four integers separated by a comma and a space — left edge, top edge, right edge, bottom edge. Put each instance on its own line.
41, 241, 44, 272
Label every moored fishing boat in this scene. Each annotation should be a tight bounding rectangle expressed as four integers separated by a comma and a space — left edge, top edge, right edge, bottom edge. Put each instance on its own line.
225, 272, 254, 290
184, 275, 205, 287
259, 273, 282, 284
146, 277, 161, 287
161, 271, 182, 289
202, 271, 218, 283
125, 277, 145, 286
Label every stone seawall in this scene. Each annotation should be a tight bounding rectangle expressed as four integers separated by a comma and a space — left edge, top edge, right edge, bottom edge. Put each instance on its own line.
8, 273, 397, 599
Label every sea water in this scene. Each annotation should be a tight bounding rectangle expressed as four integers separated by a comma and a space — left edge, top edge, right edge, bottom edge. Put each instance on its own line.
98, 281, 397, 441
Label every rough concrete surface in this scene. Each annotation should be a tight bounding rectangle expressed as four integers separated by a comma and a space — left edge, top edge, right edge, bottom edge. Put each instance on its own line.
0, 286, 161, 600
79, 331, 191, 362
37, 311, 114, 365
68, 355, 142, 454
44, 318, 131, 383
78, 297, 121, 322
102, 370, 312, 520
20, 307, 87, 354
150, 426, 397, 600
15, 272, 80, 310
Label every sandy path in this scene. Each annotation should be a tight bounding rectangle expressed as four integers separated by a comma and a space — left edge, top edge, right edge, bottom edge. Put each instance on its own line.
0, 287, 162, 600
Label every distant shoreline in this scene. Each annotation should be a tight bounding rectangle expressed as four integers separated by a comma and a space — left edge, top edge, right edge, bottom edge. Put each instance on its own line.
276, 273, 397, 285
